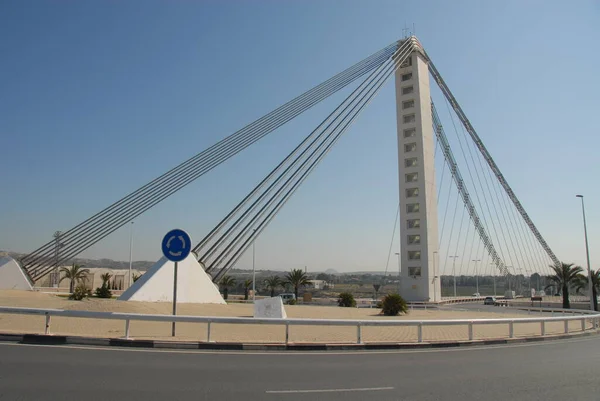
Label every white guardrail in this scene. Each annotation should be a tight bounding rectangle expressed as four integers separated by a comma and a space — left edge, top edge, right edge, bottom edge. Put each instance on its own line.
1, 306, 599, 344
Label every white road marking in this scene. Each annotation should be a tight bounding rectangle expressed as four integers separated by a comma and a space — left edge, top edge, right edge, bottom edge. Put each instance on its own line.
0, 335, 597, 356
266, 386, 394, 394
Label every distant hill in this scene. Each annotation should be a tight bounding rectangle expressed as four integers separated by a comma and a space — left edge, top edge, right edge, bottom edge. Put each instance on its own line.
0, 251, 156, 271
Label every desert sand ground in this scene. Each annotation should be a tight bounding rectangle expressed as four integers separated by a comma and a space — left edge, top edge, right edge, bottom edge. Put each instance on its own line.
0, 290, 590, 343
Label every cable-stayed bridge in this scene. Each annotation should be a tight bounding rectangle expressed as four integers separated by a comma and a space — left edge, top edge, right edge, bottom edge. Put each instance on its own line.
14, 36, 558, 302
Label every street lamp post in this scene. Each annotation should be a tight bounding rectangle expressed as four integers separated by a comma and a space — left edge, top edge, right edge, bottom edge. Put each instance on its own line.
252, 229, 257, 302
128, 221, 134, 288
433, 251, 438, 302
472, 259, 481, 295
490, 262, 498, 296
506, 266, 513, 297
449, 256, 459, 298
395, 252, 401, 294
576, 195, 594, 311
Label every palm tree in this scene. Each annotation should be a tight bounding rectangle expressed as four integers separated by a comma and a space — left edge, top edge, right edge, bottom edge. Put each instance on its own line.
100, 272, 112, 287
574, 270, 600, 311
264, 276, 282, 297
59, 263, 90, 294
243, 279, 253, 301
545, 262, 583, 309
219, 275, 236, 300
285, 268, 309, 300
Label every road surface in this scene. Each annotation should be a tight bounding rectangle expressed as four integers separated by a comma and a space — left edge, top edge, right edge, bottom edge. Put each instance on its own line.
1, 336, 599, 400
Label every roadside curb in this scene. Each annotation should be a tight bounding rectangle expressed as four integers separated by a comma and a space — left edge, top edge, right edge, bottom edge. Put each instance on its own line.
1, 329, 597, 351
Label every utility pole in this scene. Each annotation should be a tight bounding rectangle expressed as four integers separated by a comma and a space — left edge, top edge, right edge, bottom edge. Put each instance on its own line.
449, 256, 459, 298
576, 195, 594, 311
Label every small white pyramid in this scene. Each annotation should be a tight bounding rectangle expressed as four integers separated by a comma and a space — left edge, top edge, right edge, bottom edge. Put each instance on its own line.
119, 254, 225, 304
0, 256, 33, 290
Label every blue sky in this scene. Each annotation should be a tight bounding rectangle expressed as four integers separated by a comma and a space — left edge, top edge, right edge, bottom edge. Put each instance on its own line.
1, 0, 599, 274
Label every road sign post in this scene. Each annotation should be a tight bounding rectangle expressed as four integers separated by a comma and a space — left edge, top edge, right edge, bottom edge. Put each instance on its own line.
161, 229, 192, 337
172, 261, 178, 336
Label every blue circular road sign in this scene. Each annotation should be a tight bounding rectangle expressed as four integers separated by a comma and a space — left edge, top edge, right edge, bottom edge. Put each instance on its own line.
161, 229, 192, 262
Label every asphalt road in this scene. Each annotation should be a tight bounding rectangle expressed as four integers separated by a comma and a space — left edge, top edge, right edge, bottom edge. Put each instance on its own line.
1, 337, 600, 401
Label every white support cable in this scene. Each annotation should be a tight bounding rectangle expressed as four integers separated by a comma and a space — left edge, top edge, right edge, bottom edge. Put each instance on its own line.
431, 103, 509, 276
438, 171, 456, 247
209, 43, 412, 280
485, 154, 541, 274
382, 205, 400, 278
201, 48, 411, 271
465, 222, 478, 277
198, 46, 412, 268
457, 121, 524, 275
452, 205, 467, 276
423, 50, 559, 266
442, 96, 513, 272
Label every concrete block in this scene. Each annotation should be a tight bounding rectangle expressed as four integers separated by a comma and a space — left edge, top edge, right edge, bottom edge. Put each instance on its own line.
253, 296, 287, 318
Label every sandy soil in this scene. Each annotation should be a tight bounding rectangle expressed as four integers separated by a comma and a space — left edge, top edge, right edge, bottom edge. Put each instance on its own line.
0, 290, 589, 343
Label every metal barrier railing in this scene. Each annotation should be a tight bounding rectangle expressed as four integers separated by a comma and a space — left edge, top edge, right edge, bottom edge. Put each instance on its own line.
0, 306, 599, 344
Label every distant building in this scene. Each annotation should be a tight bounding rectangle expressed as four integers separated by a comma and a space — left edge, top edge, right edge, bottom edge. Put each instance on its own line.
306, 280, 333, 290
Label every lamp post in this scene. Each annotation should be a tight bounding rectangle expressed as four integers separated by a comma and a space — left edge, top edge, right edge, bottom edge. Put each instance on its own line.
395, 252, 401, 294
576, 195, 594, 311
53, 231, 62, 288
506, 266, 513, 296
472, 259, 481, 295
128, 221, 134, 288
449, 256, 459, 298
491, 263, 497, 296
252, 228, 257, 302
433, 251, 438, 302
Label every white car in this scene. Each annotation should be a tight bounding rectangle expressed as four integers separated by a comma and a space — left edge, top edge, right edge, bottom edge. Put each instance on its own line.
279, 293, 296, 302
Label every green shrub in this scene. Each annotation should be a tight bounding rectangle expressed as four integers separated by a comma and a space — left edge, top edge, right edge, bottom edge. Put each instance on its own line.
337, 292, 356, 307
381, 293, 408, 316
70, 284, 91, 301
286, 299, 297, 305
95, 284, 113, 299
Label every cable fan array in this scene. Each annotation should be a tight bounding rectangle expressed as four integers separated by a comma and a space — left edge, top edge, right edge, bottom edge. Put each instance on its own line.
20, 36, 558, 293
21, 41, 403, 281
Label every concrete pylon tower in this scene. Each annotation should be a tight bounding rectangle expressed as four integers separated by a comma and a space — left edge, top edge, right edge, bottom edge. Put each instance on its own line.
395, 37, 440, 302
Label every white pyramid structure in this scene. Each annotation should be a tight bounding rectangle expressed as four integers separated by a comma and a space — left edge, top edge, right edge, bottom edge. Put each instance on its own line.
0, 256, 33, 291
119, 253, 225, 304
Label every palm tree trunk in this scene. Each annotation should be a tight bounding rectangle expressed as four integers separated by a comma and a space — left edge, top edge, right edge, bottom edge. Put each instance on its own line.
562, 284, 570, 309
70, 280, 74, 294
224, 288, 228, 300
244, 289, 249, 301
294, 286, 299, 300
593, 286, 598, 312
270, 288, 275, 297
